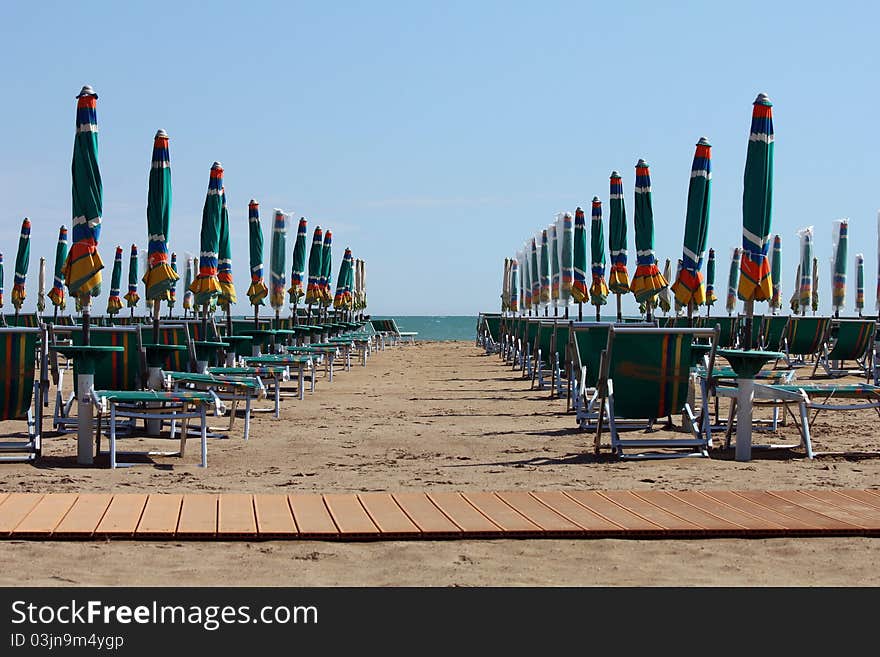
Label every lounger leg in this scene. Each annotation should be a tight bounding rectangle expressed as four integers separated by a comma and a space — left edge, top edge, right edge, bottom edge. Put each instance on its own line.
109, 404, 117, 470
200, 405, 208, 468
799, 402, 814, 459
299, 366, 305, 400
244, 395, 251, 441
179, 417, 188, 457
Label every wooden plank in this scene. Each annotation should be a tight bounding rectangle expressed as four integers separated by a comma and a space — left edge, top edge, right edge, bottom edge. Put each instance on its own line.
53, 494, 113, 538
12, 494, 78, 537
392, 492, 461, 537
701, 491, 821, 531
532, 491, 627, 534
95, 494, 148, 537
564, 491, 664, 533
323, 494, 380, 538
254, 494, 298, 538
633, 491, 748, 533
769, 491, 871, 530
737, 491, 861, 532
0, 494, 44, 535
357, 493, 421, 537
669, 491, 786, 532
496, 491, 583, 535
0, 493, 9, 508
598, 491, 701, 533
798, 490, 880, 528
427, 492, 503, 536
135, 495, 183, 537
218, 494, 257, 537
288, 494, 339, 538
836, 489, 880, 511
176, 495, 217, 538
461, 492, 542, 536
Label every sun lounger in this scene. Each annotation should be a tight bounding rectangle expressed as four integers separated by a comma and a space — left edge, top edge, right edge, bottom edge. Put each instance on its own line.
0, 326, 48, 462
811, 318, 875, 378
780, 316, 831, 368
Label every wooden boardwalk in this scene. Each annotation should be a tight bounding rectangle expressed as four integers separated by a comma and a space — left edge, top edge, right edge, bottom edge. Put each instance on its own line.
1, 489, 880, 540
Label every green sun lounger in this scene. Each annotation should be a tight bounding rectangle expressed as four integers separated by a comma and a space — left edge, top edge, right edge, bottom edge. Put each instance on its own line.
811, 318, 875, 378
781, 316, 832, 368
0, 326, 48, 462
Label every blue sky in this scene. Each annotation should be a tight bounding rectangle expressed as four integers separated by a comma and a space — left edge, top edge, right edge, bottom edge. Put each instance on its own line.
0, 1, 878, 316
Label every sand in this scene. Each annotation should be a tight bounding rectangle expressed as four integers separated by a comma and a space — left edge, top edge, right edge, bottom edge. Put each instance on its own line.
1, 340, 879, 586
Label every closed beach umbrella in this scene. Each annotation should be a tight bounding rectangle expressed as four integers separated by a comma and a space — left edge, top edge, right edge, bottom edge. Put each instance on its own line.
789, 263, 801, 313
797, 226, 813, 315
876, 211, 880, 313
500, 258, 509, 312
522, 243, 532, 312
856, 253, 865, 316
705, 248, 718, 314
831, 218, 848, 316
168, 252, 177, 317
319, 229, 333, 309
269, 209, 288, 318
608, 172, 629, 321
287, 217, 307, 313
811, 256, 819, 315
589, 197, 609, 319
124, 244, 140, 311
359, 259, 367, 312
142, 129, 178, 311
674, 259, 685, 315
769, 235, 782, 313
12, 217, 31, 313
529, 236, 540, 311
0, 253, 4, 309
510, 258, 519, 313
559, 211, 573, 311
671, 138, 713, 316
334, 247, 353, 310
106, 246, 123, 315
37, 257, 46, 313
48, 227, 69, 312
550, 224, 561, 312
190, 162, 224, 310
305, 226, 324, 308
217, 188, 236, 311
539, 229, 551, 308
182, 255, 194, 315
630, 160, 667, 315
63, 86, 104, 337
726, 248, 741, 316
571, 207, 590, 311
657, 258, 673, 315
246, 200, 268, 309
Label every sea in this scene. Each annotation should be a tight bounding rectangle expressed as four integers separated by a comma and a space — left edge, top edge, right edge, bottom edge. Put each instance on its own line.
369, 316, 479, 341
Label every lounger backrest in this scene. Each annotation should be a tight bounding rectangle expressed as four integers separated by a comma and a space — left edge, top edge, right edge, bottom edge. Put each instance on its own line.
761, 315, 789, 351
70, 326, 144, 391
232, 318, 272, 335
41, 315, 74, 327
142, 324, 195, 372
187, 320, 221, 342
484, 316, 501, 342
535, 322, 554, 358
715, 316, 738, 348
551, 323, 569, 363
737, 314, 764, 348
785, 317, 831, 355
569, 323, 611, 389
826, 319, 876, 361
602, 326, 716, 420
0, 327, 39, 420
3, 313, 39, 328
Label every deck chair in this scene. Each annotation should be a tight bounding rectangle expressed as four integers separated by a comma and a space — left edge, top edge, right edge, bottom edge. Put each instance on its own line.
780, 316, 831, 368
760, 315, 790, 351
568, 323, 614, 425
480, 314, 502, 354
812, 318, 876, 378
387, 318, 418, 345
593, 325, 719, 459
714, 316, 739, 348
521, 319, 542, 378
530, 321, 556, 390
0, 326, 48, 461
549, 322, 570, 397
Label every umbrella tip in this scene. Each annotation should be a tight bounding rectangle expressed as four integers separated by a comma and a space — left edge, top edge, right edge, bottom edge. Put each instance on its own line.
155, 128, 168, 139
610, 170, 620, 178
212, 161, 223, 169
249, 199, 258, 205
77, 85, 97, 98
636, 158, 648, 167
592, 196, 600, 203
697, 136, 710, 145
754, 92, 772, 105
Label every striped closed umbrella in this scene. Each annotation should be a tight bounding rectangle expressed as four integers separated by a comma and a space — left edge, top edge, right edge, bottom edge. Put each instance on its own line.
190, 162, 224, 308
510, 258, 519, 313
671, 138, 713, 313
607, 171, 630, 296
48, 226, 68, 311
530, 237, 540, 310
63, 86, 104, 324
359, 259, 367, 311
124, 245, 140, 310
37, 257, 46, 313
797, 226, 813, 314
589, 197, 609, 316
657, 258, 673, 315
334, 247, 354, 310
726, 249, 741, 316
305, 226, 324, 308
142, 129, 178, 305
500, 258, 510, 312
182, 255, 194, 314
856, 253, 865, 316
812, 256, 819, 315
168, 253, 177, 317
539, 229, 550, 306
789, 263, 801, 313
0, 253, 4, 309
559, 211, 573, 309
831, 218, 848, 316
246, 200, 268, 308
11, 217, 31, 312
571, 207, 589, 307
106, 246, 123, 315
217, 188, 236, 311
320, 229, 333, 308
674, 259, 685, 315
630, 160, 667, 312
287, 217, 308, 311
705, 248, 718, 313
550, 224, 560, 309
269, 209, 288, 317
769, 235, 782, 312
522, 242, 532, 311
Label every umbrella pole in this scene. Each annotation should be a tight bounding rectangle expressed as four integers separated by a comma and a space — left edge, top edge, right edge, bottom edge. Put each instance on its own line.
292, 300, 298, 326
254, 305, 259, 330
578, 302, 582, 321
743, 300, 754, 350
553, 303, 558, 317
77, 293, 94, 466
595, 304, 601, 322
646, 298, 653, 323
152, 300, 161, 345
564, 305, 569, 319
616, 294, 622, 322
687, 301, 694, 328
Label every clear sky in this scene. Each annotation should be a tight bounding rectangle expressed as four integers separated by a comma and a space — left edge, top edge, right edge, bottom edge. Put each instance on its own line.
0, 1, 878, 317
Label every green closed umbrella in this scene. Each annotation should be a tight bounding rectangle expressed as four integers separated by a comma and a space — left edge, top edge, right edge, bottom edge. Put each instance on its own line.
510, 257, 519, 313
11, 217, 31, 317
217, 188, 236, 310
789, 263, 801, 314
37, 257, 46, 314
539, 229, 550, 311
630, 160, 667, 318
769, 235, 782, 314
571, 207, 589, 318
530, 236, 540, 314
831, 218, 848, 317
305, 225, 323, 313
48, 227, 69, 316
608, 172, 629, 321
246, 200, 268, 325
334, 247, 354, 311
142, 130, 178, 306
320, 229, 333, 312
522, 242, 532, 312
189, 162, 224, 318
705, 248, 717, 315
0, 252, 4, 310
559, 211, 573, 315
726, 249, 741, 316
589, 197, 609, 320
167, 252, 177, 318
123, 244, 140, 315
287, 217, 308, 323
182, 254, 194, 316
106, 246, 123, 315
269, 209, 288, 325
797, 226, 813, 315
550, 223, 560, 313
812, 256, 819, 315
500, 258, 509, 312
856, 253, 865, 316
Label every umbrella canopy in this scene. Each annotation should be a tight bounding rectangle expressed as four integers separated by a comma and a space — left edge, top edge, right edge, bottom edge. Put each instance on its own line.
509, 258, 519, 313
37, 257, 46, 313
657, 258, 673, 314
48, 227, 69, 310
539, 229, 551, 305
769, 235, 782, 310
674, 259, 685, 314
124, 244, 140, 308
589, 197, 609, 307
287, 217, 308, 305
559, 211, 573, 303
607, 171, 630, 294
797, 226, 813, 314
856, 253, 865, 314
182, 255, 194, 311
168, 253, 177, 310
269, 210, 288, 310
705, 248, 718, 308
106, 246, 123, 315
142, 129, 178, 301
571, 207, 589, 303
320, 229, 333, 306
359, 260, 367, 311
630, 159, 667, 302
63, 85, 104, 301
334, 248, 354, 310
0, 253, 4, 308
522, 242, 532, 310
217, 188, 236, 310
529, 237, 540, 307
671, 138, 713, 307
246, 200, 268, 307
726, 249, 741, 315
812, 256, 819, 314
305, 226, 324, 306
500, 258, 510, 312
550, 224, 560, 303
190, 162, 224, 307
11, 217, 31, 311
789, 263, 801, 313
737, 93, 774, 303
831, 218, 848, 314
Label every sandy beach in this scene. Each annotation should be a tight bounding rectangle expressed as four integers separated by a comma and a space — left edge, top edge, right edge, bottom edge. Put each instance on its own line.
1, 340, 879, 586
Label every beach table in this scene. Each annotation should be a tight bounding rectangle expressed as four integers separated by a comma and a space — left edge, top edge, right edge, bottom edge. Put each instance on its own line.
244, 354, 314, 400
143, 343, 189, 435
193, 340, 230, 373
